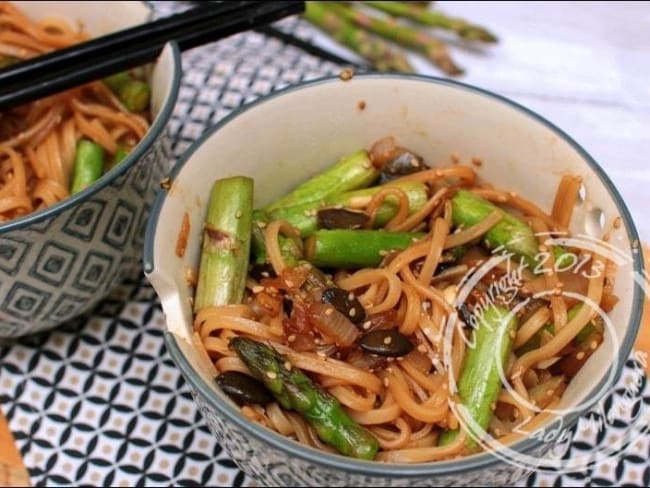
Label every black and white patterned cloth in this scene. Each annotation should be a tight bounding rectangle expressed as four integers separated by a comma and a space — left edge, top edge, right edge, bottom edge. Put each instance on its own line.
1, 3, 649, 486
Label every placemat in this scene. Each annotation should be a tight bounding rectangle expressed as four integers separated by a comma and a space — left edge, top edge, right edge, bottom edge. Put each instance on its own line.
1, 3, 649, 486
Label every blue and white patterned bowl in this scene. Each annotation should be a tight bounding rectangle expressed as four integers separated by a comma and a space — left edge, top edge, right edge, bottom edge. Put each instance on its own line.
145, 75, 644, 485
0, 2, 181, 338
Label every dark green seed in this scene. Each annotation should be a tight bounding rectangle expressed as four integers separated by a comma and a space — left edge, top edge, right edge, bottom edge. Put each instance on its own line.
321, 287, 366, 325
358, 329, 414, 357
216, 371, 273, 405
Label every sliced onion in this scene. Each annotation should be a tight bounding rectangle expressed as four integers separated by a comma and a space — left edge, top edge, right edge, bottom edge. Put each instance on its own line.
369, 136, 398, 169
308, 302, 360, 347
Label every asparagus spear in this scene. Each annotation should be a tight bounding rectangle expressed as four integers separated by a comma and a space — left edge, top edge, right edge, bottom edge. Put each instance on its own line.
363, 1, 497, 43
250, 210, 303, 265
231, 337, 379, 460
264, 150, 378, 213
305, 229, 424, 268
108, 145, 130, 169
194, 177, 253, 311
452, 190, 540, 269
304, 1, 413, 73
324, 2, 462, 75
439, 304, 518, 447
70, 140, 104, 194
104, 71, 151, 112
267, 180, 428, 237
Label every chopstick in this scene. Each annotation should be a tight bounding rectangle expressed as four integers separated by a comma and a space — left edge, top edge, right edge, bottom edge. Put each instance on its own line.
0, 1, 256, 87
0, 1, 304, 111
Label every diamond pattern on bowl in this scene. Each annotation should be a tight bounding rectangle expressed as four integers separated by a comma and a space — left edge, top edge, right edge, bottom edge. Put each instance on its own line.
29, 241, 78, 287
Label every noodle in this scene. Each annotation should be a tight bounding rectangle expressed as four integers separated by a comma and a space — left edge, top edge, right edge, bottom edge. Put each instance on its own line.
0, 2, 151, 222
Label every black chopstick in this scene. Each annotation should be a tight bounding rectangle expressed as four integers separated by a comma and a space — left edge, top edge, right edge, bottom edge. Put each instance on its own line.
0, 1, 257, 88
0, 1, 304, 111
253, 26, 367, 70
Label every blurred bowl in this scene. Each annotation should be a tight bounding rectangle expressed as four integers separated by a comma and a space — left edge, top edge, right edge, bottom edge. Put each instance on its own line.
0, 1, 181, 338
144, 74, 644, 485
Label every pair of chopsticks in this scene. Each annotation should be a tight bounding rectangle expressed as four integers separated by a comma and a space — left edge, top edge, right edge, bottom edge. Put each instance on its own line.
0, 1, 304, 111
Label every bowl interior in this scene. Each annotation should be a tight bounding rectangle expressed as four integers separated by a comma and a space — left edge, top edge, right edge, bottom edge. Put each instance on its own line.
146, 75, 643, 468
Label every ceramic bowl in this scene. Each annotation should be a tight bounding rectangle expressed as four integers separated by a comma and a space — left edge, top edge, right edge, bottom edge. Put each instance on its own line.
144, 75, 644, 486
0, 1, 181, 338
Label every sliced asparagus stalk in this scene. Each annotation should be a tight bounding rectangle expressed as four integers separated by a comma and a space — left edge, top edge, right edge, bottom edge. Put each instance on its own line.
70, 140, 104, 194
439, 304, 518, 447
250, 209, 303, 266
194, 176, 253, 311
267, 180, 428, 237
231, 337, 379, 459
305, 229, 424, 268
452, 190, 540, 269
264, 149, 378, 213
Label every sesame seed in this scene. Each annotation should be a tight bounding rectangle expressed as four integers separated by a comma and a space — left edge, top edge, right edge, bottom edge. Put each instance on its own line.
513, 409, 519, 419
266, 371, 277, 379
383, 378, 390, 388
546, 389, 554, 397
422, 327, 432, 336
317, 351, 327, 358
303, 210, 311, 216
284, 361, 292, 371
235, 210, 242, 218
590, 341, 598, 350
538, 245, 548, 252
252, 286, 264, 294
349, 308, 356, 317
576, 352, 586, 360
490, 402, 496, 411
383, 336, 393, 345
261, 271, 270, 278
285, 279, 294, 288
494, 428, 502, 437
410, 158, 419, 168
348, 292, 355, 301
379, 250, 388, 257
257, 221, 267, 229
417, 344, 427, 354
509, 330, 516, 339
288, 335, 296, 342
362, 321, 372, 330
325, 307, 334, 316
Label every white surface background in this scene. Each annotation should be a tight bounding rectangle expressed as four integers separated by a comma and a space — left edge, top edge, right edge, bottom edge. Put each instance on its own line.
310, 1, 650, 240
